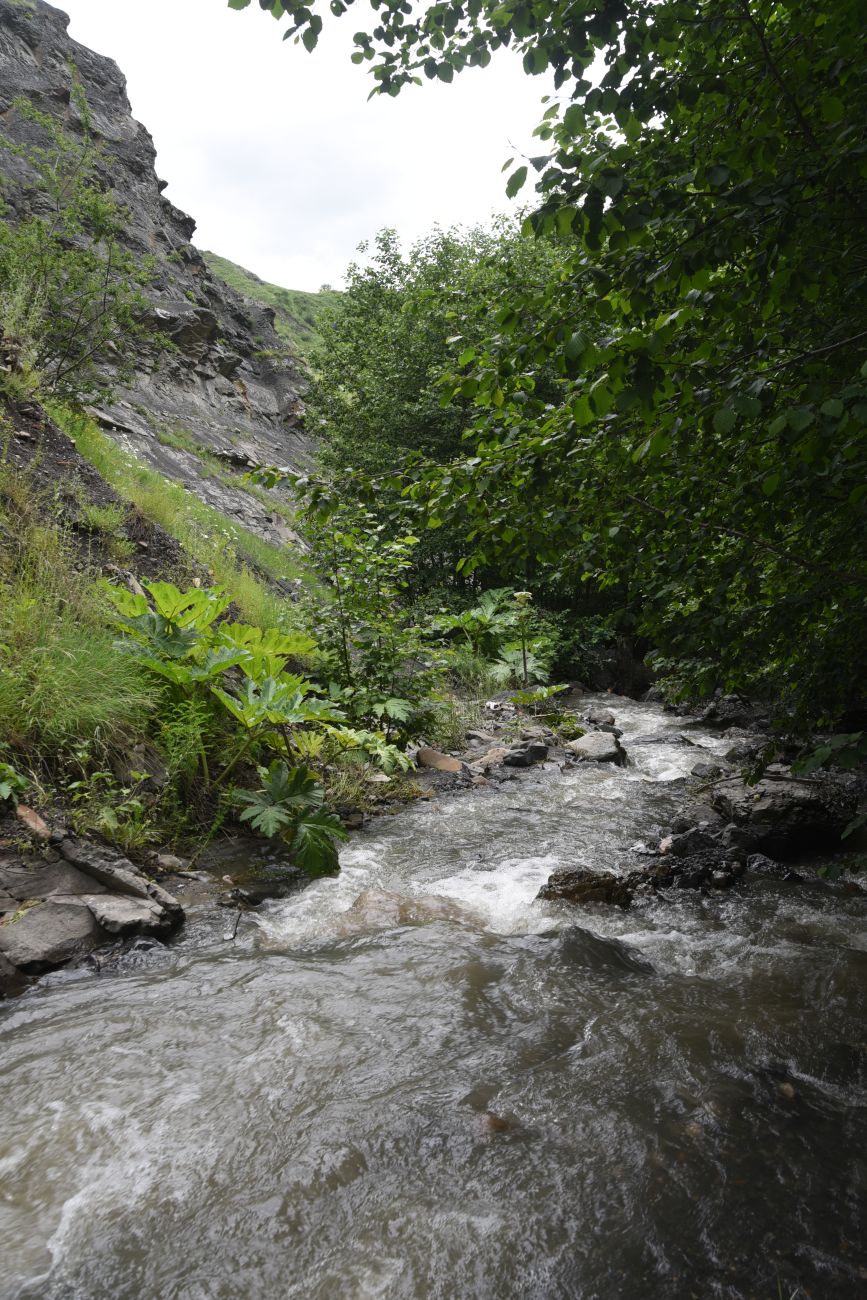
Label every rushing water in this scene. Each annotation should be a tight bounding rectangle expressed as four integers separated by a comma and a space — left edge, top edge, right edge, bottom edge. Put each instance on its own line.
2, 699, 866, 1300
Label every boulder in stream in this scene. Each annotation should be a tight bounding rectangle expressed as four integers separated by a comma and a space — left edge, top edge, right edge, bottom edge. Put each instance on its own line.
566, 733, 628, 766
708, 775, 857, 855
503, 741, 549, 767
538, 867, 634, 908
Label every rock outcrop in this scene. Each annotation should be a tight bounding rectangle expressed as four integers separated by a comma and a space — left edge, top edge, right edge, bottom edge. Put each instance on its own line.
0, 834, 183, 996
0, 0, 310, 546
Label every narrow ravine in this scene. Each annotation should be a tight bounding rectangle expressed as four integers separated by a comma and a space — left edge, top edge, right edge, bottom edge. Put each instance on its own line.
2, 699, 865, 1299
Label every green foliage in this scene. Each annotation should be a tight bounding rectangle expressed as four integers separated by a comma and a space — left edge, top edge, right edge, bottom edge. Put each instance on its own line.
325, 726, 414, 774
106, 579, 334, 787
234, 0, 867, 735
0, 93, 156, 406
201, 249, 339, 354
0, 759, 28, 805
66, 768, 158, 851
297, 489, 444, 734
508, 683, 567, 711
78, 502, 126, 535
430, 587, 517, 658
235, 760, 347, 872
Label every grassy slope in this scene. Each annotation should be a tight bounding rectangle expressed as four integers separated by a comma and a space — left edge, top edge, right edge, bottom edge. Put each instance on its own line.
49, 404, 312, 629
201, 251, 340, 354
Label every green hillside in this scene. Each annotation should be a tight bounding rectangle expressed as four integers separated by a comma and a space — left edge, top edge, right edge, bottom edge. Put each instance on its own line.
201, 250, 340, 354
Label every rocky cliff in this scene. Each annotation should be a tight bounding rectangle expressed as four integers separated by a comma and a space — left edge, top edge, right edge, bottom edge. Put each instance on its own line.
0, 0, 310, 546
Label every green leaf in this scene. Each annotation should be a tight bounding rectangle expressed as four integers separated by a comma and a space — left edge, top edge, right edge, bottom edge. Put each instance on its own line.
506, 166, 528, 198
713, 406, 737, 434
820, 95, 845, 123
762, 472, 781, 496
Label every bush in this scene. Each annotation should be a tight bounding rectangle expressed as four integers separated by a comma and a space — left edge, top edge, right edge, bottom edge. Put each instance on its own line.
0, 89, 157, 407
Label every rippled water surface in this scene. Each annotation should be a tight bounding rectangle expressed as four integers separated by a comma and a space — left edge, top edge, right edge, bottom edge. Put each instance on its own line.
2, 699, 865, 1299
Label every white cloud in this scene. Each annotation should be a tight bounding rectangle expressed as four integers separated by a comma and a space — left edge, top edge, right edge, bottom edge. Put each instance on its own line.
58, 0, 553, 290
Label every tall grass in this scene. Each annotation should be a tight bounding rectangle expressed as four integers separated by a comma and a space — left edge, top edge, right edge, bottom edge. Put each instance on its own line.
0, 467, 154, 759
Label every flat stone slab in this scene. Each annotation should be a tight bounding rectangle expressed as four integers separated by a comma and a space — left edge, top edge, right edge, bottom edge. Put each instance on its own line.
0, 859, 108, 902
566, 733, 628, 765
84, 894, 170, 936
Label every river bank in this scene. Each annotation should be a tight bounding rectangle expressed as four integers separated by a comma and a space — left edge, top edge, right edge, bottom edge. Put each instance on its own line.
2, 694, 865, 1299
3, 689, 863, 998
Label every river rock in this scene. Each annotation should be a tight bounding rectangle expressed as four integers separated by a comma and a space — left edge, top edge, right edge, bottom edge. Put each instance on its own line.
338, 889, 482, 934
670, 803, 723, 834
745, 853, 803, 883
503, 741, 549, 767
416, 747, 464, 773
645, 850, 744, 891
537, 867, 634, 907
84, 894, 174, 936
724, 735, 770, 764
699, 693, 763, 730
666, 825, 725, 858
691, 761, 725, 779
0, 836, 184, 994
708, 775, 857, 855
566, 733, 628, 766
586, 708, 616, 726
0, 898, 104, 971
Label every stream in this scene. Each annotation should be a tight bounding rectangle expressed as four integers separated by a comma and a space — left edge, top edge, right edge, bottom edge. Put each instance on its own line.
1, 698, 865, 1299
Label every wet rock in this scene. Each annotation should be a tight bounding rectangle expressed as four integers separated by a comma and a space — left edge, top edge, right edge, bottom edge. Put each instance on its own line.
0, 898, 104, 972
85, 894, 174, 936
416, 747, 464, 774
745, 853, 804, 883
645, 850, 745, 891
537, 867, 634, 907
597, 724, 624, 737
0, 834, 184, 991
0, 951, 29, 998
709, 775, 857, 855
59, 838, 184, 921
154, 852, 189, 872
691, 761, 724, 780
337, 889, 482, 934
632, 732, 695, 746
724, 734, 770, 764
503, 741, 549, 768
587, 707, 616, 726
566, 732, 628, 766
699, 693, 762, 730
670, 803, 723, 835
667, 825, 723, 858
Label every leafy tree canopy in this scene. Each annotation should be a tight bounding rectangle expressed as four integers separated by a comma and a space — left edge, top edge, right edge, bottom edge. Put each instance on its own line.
231, 0, 867, 734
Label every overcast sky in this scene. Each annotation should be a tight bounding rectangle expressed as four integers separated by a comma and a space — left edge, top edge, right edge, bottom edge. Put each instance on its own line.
56, 0, 552, 291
